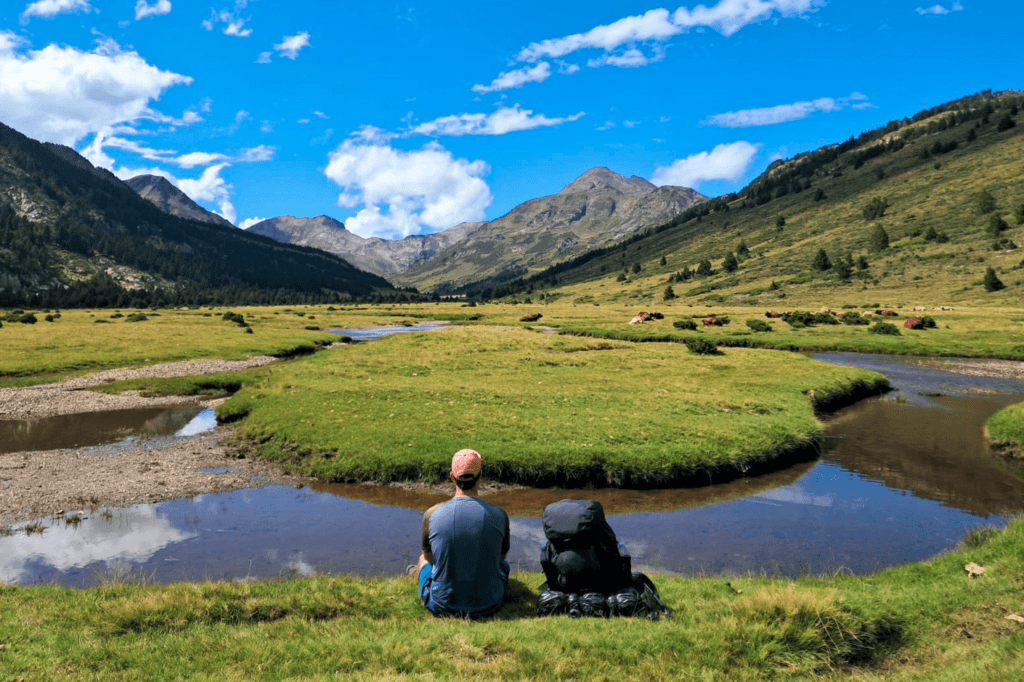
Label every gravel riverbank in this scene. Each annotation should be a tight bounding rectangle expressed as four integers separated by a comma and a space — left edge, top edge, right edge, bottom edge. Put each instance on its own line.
0, 357, 308, 526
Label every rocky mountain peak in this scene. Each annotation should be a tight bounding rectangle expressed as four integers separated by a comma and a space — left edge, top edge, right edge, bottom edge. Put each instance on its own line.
558, 167, 657, 196
126, 174, 234, 227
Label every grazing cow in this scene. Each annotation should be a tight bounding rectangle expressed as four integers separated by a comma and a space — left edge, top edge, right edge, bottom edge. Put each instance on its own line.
934, 306, 953, 311
628, 311, 653, 325
861, 311, 874, 317
520, 313, 542, 322
702, 316, 724, 326
820, 307, 832, 314
765, 310, 784, 318
913, 306, 927, 311
904, 317, 925, 330
878, 310, 898, 317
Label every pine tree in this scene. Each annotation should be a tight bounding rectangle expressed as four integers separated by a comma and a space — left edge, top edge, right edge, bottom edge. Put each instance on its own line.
812, 249, 832, 271
870, 225, 890, 251
983, 267, 1005, 292
722, 252, 739, 272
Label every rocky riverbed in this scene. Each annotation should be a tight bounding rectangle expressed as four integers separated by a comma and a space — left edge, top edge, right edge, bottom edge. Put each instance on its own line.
0, 357, 307, 526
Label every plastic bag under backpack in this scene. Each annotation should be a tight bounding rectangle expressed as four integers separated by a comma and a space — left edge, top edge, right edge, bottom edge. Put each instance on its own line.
539, 499, 632, 595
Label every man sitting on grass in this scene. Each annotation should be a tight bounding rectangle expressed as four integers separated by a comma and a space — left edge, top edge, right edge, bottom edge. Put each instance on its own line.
414, 448, 511, 618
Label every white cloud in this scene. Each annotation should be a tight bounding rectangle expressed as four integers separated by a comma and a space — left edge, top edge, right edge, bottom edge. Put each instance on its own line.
274, 32, 310, 59
256, 51, 272, 63
597, 120, 616, 131
623, 120, 641, 128
556, 60, 581, 74
472, 62, 551, 94
179, 163, 236, 223
202, 7, 252, 36
410, 105, 584, 137
239, 144, 275, 162
174, 151, 230, 168
20, 0, 93, 22
239, 216, 265, 229
651, 140, 760, 189
916, 1, 963, 15
480, 1, 820, 91
313, 110, 328, 119
134, 0, 171, 20
0, 31, 192, 146
704, 92, 871, 127
323, 138, 492, 239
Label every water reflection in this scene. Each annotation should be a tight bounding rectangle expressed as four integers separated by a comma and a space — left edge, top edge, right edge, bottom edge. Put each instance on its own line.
0, 506, 194, 584
0, 406, 214, 454
327, 322, 449, 342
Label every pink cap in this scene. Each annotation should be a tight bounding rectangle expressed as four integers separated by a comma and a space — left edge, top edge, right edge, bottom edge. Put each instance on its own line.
451, 448, 482, 478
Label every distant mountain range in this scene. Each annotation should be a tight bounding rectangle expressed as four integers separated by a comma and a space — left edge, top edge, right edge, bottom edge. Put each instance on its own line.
230, 166, 705, 292
0, 121, 394, 303
245, 215, 484, 277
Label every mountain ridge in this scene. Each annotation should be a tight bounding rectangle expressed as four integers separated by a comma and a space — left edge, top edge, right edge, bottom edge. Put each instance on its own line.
126, 174, 235, 228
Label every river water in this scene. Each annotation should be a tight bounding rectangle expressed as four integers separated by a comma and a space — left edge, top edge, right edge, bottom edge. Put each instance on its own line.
2, 351, 1022, 587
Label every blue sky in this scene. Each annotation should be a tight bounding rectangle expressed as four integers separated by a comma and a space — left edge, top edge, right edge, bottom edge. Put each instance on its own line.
1, 1, 1020, 239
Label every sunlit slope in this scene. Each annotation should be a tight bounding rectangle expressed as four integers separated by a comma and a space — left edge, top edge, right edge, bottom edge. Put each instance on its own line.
499, 91, 1023, 309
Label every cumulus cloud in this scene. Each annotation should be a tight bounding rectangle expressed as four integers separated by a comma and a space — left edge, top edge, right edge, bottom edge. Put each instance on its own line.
202, 3, 252, 37
481, 1, 820, 91
409, 105, 584, 137
704, 92, 871, 127
135, 0, 171, 20
256, 51, 272, 63
651, 141, 760, 189
472, 62, 551, 94
0, 32, 192, 146
323, 138, 492, 239
20, 0, 93, 23
178, 163, 236, 223
916, 1, 963, 15
274, 32, 310, 59
238, 216, 265, 229
239, 145, 275, 162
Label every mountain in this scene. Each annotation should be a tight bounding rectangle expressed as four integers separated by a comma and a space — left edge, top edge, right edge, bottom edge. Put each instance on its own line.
389, 167, 706, 293
126, 174, 235, 228
246, 215, 484, 277
490, 89, 1024, 306
0, 120, 395, 303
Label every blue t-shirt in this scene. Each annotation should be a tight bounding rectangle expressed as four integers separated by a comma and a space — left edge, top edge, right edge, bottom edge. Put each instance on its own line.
422, 496, 510, 616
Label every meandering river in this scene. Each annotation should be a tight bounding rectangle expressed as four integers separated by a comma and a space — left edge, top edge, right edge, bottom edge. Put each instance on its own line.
2, 344, 1022, 587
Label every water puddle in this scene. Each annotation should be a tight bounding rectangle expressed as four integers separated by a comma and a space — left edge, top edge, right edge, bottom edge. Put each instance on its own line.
3, 354, 1023, 586
0, 406, 214, 455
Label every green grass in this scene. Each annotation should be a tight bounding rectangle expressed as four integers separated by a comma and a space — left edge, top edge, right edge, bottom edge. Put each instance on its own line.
1, 516, 1022, 681
91, 372, 258, 398
986, 402, 1024, 454
219, 325, 888, 486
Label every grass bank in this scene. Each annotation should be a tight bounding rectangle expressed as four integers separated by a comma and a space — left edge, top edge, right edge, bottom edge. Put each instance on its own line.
219, 326, 888, 487
1, 517, 1021, 681
986, 401, 1024, 460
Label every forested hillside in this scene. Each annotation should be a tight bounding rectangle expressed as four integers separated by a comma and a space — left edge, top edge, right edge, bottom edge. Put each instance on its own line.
486, 90, 1023, 307
0, 122, 396, 307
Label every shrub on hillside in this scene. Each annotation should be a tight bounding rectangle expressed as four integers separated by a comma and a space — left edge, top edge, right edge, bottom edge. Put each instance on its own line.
813, 312, 841, 325
922, 316, 937, 329
684, 337, 718, 355
868, 321, 901, 336
125, 313, 148, 322
222, 311, 248, 327
840, 312, 870, 325
745, 319, 772, 332
863, 197, 889, 220
983, 267, 1005, 292
673, 318, 698, 331
785, 311, 814, 327
17, 313, 37, 324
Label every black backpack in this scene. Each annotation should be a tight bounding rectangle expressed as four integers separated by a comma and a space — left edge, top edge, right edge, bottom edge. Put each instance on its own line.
537, 499, 671, 620
539, 499, 632, 595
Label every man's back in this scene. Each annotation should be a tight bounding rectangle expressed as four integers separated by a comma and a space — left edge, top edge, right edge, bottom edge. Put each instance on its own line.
422, 496, 510, 615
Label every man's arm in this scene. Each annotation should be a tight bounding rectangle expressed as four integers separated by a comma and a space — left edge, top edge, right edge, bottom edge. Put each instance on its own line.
421, 502, 444, 564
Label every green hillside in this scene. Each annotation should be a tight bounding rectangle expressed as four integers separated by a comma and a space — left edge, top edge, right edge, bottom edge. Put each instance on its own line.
487, 90, 1023, 309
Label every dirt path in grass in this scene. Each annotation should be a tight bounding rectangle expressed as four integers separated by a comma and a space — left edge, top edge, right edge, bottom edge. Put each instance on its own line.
0, 357, 309, 526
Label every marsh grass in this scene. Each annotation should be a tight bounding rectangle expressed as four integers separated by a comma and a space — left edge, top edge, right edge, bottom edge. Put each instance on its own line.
986, 402, 1024, 454
2, 518, 1022, 681
221, 326, 888, 486
92, 372, 258, 398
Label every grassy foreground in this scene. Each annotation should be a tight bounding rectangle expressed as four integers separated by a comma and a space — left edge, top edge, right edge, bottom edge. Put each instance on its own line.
1, 517, 1022, 681
218, 326, 888, 486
